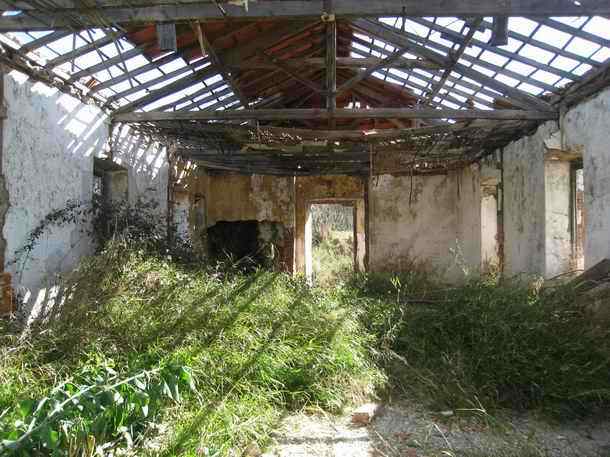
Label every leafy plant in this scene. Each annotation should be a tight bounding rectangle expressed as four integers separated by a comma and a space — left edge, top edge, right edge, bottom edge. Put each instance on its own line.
0, 355, 194, 456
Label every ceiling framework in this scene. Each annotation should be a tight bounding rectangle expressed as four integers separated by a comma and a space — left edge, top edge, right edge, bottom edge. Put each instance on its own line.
0, 1, 608, 175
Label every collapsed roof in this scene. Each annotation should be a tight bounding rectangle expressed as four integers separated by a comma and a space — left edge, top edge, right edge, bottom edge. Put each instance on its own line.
0, 1, 609, 175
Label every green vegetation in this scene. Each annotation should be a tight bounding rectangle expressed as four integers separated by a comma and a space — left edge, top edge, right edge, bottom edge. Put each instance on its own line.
1, 203, 609, 455
311, 203, 355, 286
345, 272, 610, 418
312, 230, 354, 286
0, 243, 382, 456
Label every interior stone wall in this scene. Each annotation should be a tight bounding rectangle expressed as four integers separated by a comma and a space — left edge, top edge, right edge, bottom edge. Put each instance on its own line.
181, 171, 296, 271
367, 167, 484, 282
1, 69, 167, 321
564, 86, 610, 270
500, 86, 610, 278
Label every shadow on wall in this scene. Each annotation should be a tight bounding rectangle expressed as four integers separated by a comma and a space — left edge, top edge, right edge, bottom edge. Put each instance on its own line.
1, 70, 167, 323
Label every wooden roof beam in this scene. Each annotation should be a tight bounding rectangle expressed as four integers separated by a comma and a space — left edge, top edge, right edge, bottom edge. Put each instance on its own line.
1, 1, 610, 31
113, 107, 558, 123
228, 56, 439, 71
192, 21, 249, 108
424, 18, 482, 104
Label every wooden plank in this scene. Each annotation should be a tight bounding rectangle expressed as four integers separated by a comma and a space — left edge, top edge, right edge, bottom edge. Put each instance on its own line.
19, 30, 72, 52
114, 107, 558, 122
229, 56, 439, 70
424, 18, 482, 104
259, 51, 326, 94
46, 32, 124, 68
325, 0, 337, 127
104, 57, 210, 105
353, 19, 554, 111
193, 21, 249, 107
112, 65, 218, 114
336, 44, 411, 96
1, 1, 610, 30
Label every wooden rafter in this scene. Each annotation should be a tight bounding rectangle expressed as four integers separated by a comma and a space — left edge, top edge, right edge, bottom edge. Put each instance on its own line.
227, 56, 439, 70
352, 19, 554, 111
192, 21, 249, 108
1, 1, 610, 31
336, 44, 411, 96
424, 18, 482, 105
258, 51, 326, 94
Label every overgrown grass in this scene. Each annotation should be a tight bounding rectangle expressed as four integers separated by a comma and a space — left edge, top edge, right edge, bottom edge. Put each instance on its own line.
0, 244, 383, 456
344, 272, 610, 418
313, 230, 354, 286
2, 243, 610, 456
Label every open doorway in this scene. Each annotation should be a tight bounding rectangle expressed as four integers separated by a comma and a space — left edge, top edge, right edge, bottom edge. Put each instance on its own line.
305, 200, 365, 284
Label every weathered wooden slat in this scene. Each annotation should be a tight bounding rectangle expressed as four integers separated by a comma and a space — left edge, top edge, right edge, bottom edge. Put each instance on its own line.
68, 46, 143, 81
104, 58, 210, 105
114, 107, 558, 122
193, 22, 248, 107
113, 65, 218, 114
353, 19, 554, 111
1, 1, 609, 31
46, 32, 124, 68
325, 1, 337, 127
424, 18, 482, 104
19, 30, 72, 52
336, 44, 411, 96
259, 51, 326, 94
228, 56, 438, 70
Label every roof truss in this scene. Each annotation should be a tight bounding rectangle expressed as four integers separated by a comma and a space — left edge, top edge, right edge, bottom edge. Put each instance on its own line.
0, 1, 609, 175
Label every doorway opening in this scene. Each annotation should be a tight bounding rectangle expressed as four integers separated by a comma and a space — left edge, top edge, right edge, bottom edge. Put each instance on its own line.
305, 200, 365, 285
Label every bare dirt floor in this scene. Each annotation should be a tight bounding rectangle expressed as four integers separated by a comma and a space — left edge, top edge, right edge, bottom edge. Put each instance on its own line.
262, 401, 610, 457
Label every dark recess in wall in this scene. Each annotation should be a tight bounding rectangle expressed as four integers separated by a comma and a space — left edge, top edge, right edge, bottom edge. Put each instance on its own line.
207, 221, 286, 270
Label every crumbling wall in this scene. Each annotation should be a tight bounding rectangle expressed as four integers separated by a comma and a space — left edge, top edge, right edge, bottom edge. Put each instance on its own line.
182, 171, 295, 271
544, 159, 572, 277
500, 86, 610, 277
110, 123, 168, 214
1, 69, 167, 320
502, 122, 552, 278
564, 85, 610, 270
368, 168, 481, 282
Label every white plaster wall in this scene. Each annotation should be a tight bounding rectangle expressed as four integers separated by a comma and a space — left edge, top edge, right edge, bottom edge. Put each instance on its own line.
481, 193, 499, 268
500, 87, 610, 276
2, 71, 104, 319
563, 86, 610, 269
457, 165, 482, 275
544, 160, 572, 277
1, 70, 167, 320
369, 168, 481, 282
502, 121, 555, 278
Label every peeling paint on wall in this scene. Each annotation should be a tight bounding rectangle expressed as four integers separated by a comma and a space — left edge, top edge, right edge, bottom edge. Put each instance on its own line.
368, 167, 483, 283
1, 70, 168, 320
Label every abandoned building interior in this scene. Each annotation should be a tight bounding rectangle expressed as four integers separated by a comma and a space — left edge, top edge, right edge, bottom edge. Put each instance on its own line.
0, 0, 610, 305
2, 2, 610, 456
0, 1, 607, 314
